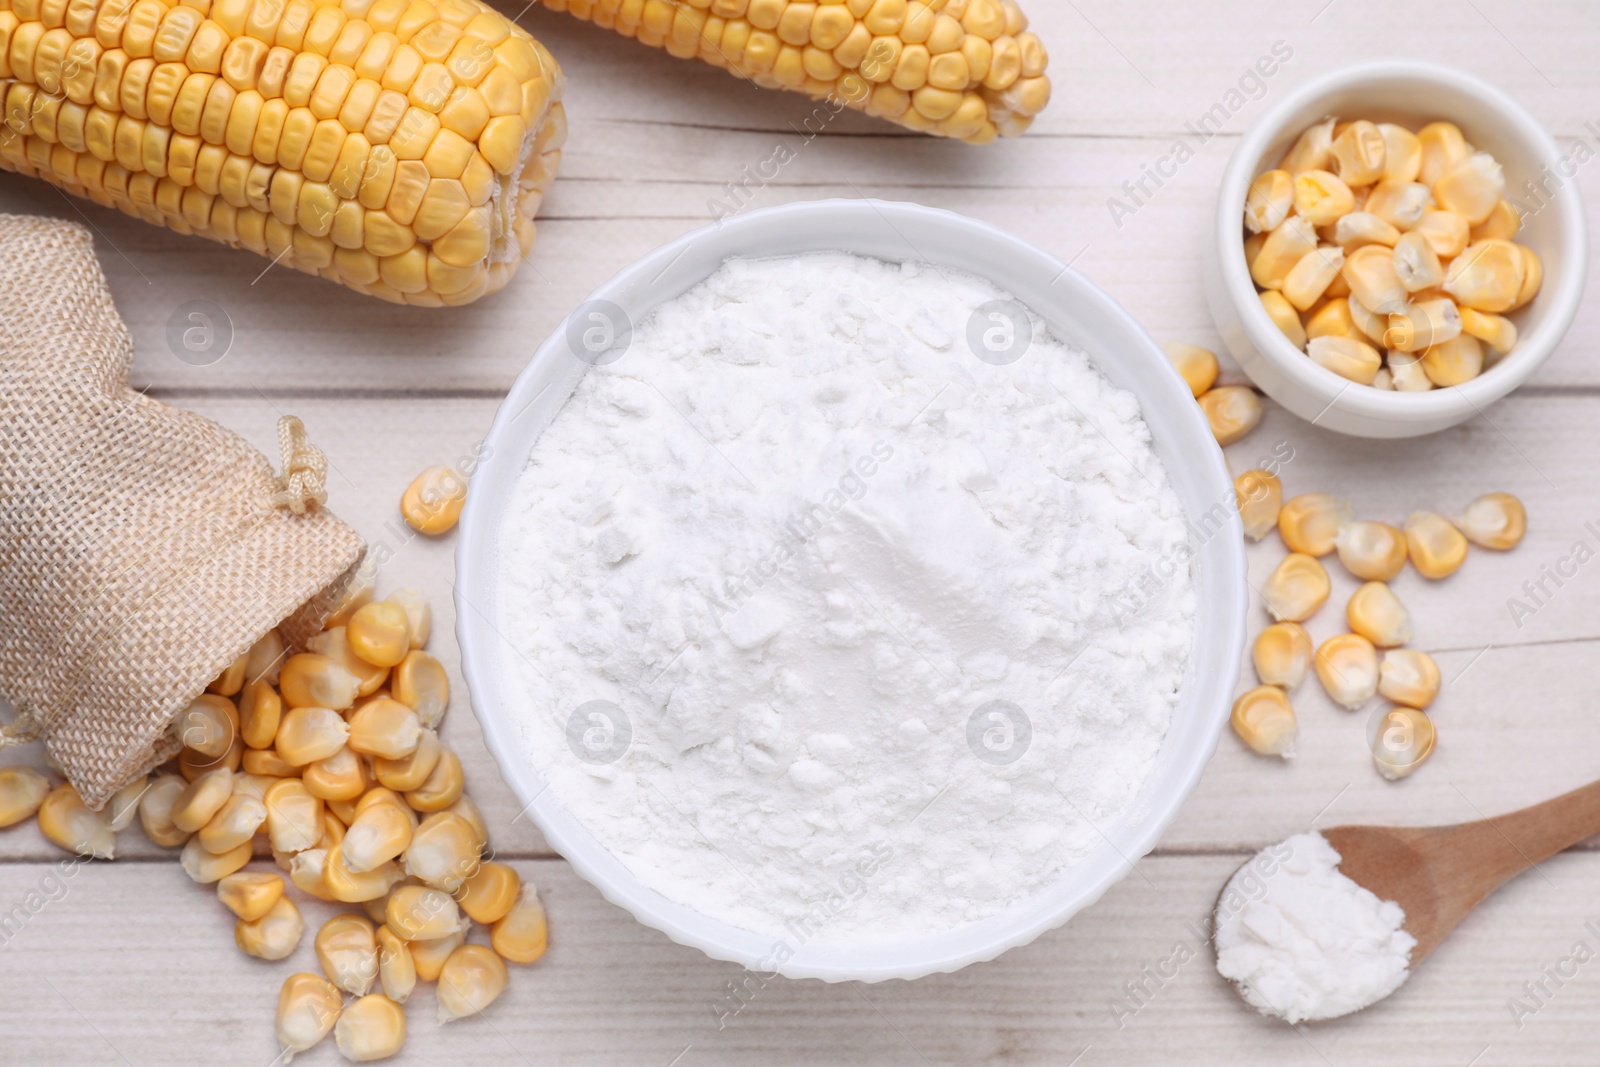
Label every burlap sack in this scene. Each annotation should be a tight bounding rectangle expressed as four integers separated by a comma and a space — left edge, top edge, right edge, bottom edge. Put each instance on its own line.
0, 214, 366, 808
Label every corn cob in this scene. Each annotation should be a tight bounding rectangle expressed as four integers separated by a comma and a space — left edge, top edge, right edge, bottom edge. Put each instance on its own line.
0, 0, 565, 305
539, 0, 1049, 143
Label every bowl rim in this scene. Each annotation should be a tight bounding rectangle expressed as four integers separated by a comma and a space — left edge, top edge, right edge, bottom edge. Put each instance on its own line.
1215, 58, 1589, 421
455, 198, 1247, 982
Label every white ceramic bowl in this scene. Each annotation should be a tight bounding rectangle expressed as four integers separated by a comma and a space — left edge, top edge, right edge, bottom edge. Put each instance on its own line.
1207, 60, 1588, 438
456, 199, 1247, 982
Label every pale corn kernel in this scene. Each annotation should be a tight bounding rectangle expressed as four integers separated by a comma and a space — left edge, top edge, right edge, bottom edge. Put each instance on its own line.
348, 601, 412, 668
139, 773, 191, 847
1250, 215, 1318, 291
1333, 212, 1401, 251
181, 834, 253, 883
1197, 387, 1262, 447
217, 871, 286, 922
175, 694, 239, 759
209, 651, 250, 697
1343, 244, 1408, 315
199, 793, 269, 854
1281, 117, 1335, 173
1510, 244, 1543, 311
1244, 169, 1293, 233
1417, 121, 1471, 186
238, 895, 306, 961
38, 783, 115, 859
1244, 231, 1267, 266
1278, 492, 1353, 557
1314, 632, 1379, 710
171, 767, 235, 833
341, 802, 416, 874
1372, 368, 1395, 390
408, 927, 466, 982
403, 811, 482, 892
243, 747, 302, 778
1307, 335, 1381, 385
1234, 469, 1282, 541
1379, 649, 1442, 710
328, 565, 376, 628
1386, 297, 1461, 354
391, 650, 449, 728
1283, 246, 1345, 312
492, 883, 548, 963
1458, 306, 1518, 355
1292, 169, 1355, 226
385, 588, 432, 649
0, 767, 51, 828
1259, 290, 1307, 348
1348, 580, 1414, 648
233, 774, 278, 804
404, 744, 464, 812
1363, 180, 1431, 231
280, 653, 361, 710
303, 746, 369, 802
265, 778, 326, 854
1433, 152, 1505, 225
1163, 341, 1219, 398
1472, 199, 1522, 242
290, 848, 338, 902
1305, 297, 1360, 343
1372, 706, 1437, 780
1392, 231, 1443, 293
324, 843, 406, 903
239, 679, 283, 750
1457, 492, 1526, 550
1252, 621, 1313, 690
346, 697, 422, 760
386, 883, 466, 940
277, 972, 342, 1062
1444, 239, 1524, 312
246, 628, 287, 687
438, 943, 509, 1023
1412, 210, 1470, 259
307, 627, 389, 697
1347, 294, 1389, 346
1421, 334, 1485, 388
377, 925, 416, 1004
1378, 123, 1422, 182
1331, 120, 1385, 185
357, 788, 419, 829
1263, 553, 1331, 623
1230, 685, 1297, 758
458, 861, 521, 924
401, 464, 467, 535
445, 795, 489, 851
316, 913, 380, 996
276, 706, 352, 767
1334, 521, 1408, 582
1387, 351, 1434, 392
373, 728, 442, 792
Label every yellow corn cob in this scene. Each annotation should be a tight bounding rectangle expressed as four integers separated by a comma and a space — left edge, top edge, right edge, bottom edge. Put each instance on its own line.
0, 0, 565, 305
539, 0, 1049, 143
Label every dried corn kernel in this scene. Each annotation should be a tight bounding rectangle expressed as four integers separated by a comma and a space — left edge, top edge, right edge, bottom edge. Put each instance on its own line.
492, 883, 548, 963
1251, 215, 1318, 291
170, 767, 234, 834
1163, 341, 1219, 398
1278, 493, 1354, 556
346, 698, 422, 760
1245, 169, 1294, 233
1379, 649, 1442, 710
246, 629, 287, 687
217, 871, 285, 922
391, 650, 450, 728
1263, 553, 1331, 623
265, 778, 326, 854
1315, 632, 1379, 710
210, 652, 250, 698
1378, 123, 1422, 182
1305, 297, 1361, 343
1387, 351, 1433, 392
324, 844, 406, 903
1259, 290, 1308, 348
1284, 246, 1346, 311
1333, 212, 1401, 251
1307, 335, 1382, 385
1343, 244, 1408, 315
1235, 469, 1283, 541
139, 774, 191, 848
438, 943, 508, 1022
458, 861, 522, 925
280, 653, 361, 711
199, 794, 269, 854
277, 972, 342, 1062
1472, 199, 1522, 242
1392, 232, 1444, 293
1511, 244, 1543, 310
1230, 685, 1297, 758
1421, 334, 1484, 388
239, 680, 284, 750
1293, 170, 1356, 226
239, 895, 306, 961
1434, 152, 1505, 225
175, 694, 240, 759
377, 925, 417, 1004
1372, 705, 1436, 780
1198, 387, 1263, 447
1386, 297, 1462, 355
348, 601, 413, 668
1348, 581, 1413, 648
38, 783, 115, 859
1458, 307, 1517, 355
1282, 117, 1336, 173
1347, 295, 1389, 346
373, 728, 442, 793
1417, 122, 1471, 186
307, 627, 390, 698
276, 707, 352, 767
409, 927, 466, 982
385, 589, 432, 649
181, 835, 253, 883
341, 801, 416, 874
0, 767, 50, 827
405, 744, 465, 812
403, 811, 482, 892
329, 568, 376, 629
1334, 521, 1408, 581
402, 465, 468, 535
289, 848, 338, 902
316, 913, 380, 996
1252, 621, 1313, 690
386, 884, 467, 940
1444, 240, 1525, 313
303, 746, 370, 803
1365, 180, 1434, 232
1412, 210, 1470, 259
1456, 492, 1526, 550
1331, 121, 1386, 185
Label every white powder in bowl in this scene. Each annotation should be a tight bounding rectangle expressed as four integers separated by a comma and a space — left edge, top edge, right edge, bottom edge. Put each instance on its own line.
1215, 831, 1416, 1023
494, 253, 1195, 943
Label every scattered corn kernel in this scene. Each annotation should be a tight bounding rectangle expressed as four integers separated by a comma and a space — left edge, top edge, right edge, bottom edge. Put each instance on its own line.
1284, 246, 1346, 311
1198, 387, 1263, 447
316, 913, 380, 996
391, 651, 450, 729
1230, 685, 1298, 758
1412, 210, 1471, 259
289, 848, 338, 902
1444, 240, 1524, 313
324, 844, 406, 903
328, 568, 377, 629
217, 871, 286, 922
38, 783, 115, 859
1387, 351, 1433, 392
174, 695, 239, 760
405, 745, 465, 813
276, 972, 343, 1062
303, 747, 370, 803
1163, 341, 1220, 398
1314, 633, 1379, 710
1379, 649, 1442, 710
307, 628, 390, 698
239, 895, 306, 961
0, 767, 50, 827
342, 802, 416, 874
348, 602, 413, 669
373, 729, 443, 793
1278, 493, 1354, 557
1252, 622, 1313, 690
386, 884, 467, 940
1372, 705, 1437, 780
1334, 212, 1401, 251
403, 812, 483, 892
199, 794, 270, 854
1417, 121, 1471, 186
458, 862, 522, 925
1334, 521, 1408, 581
139, 774, 191, 847
1331, 121, 1386, 185
377, 926, 417, 1004
402, 465, 468, 536
438, 944, 509, 1023
492, 883, 549, 964
385, 589, 432, 649
246, 629, 287, 688
265, 778, 326, 854
1457, 492, 1526, 550
1364, 180, 1431, 232
1235, 469, 1283, 541
347, 699, 422, 761
1392, 232, 1444, 293
239, 680, 284, 750
1378, 123, 1422, 182
1264, 552, 1331, 624
1348, 581, 1414, 648
210, 652, 250, 698
276, 707, 352, 767
1343, 244, 1409, 316
409, 928, 467, 982
182, 834, 253, 883
280, 654, 361, 711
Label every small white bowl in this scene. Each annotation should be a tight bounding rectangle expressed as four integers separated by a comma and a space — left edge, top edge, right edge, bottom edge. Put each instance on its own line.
1207, 60, 1588, 438
456, 200, 1247, 982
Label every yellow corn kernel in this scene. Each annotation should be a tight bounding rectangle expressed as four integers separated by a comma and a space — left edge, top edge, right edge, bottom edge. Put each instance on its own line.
376, 925, 416, 1004
1348, 580, 1413, 648
1252, 621, 1313, 690
1376, 122, 1421, 182
1346, 295, 1388, 347
1333, 211, 1401, 252
218, 871, 285, 922
1333, 520, 1407, 582
1234, 468, 1282, 541
324, 843, 405, 902
345, 601, 411, 669
403, 811, 481, 892
1510, 244, 1543, 311
1283, 246, 1345, 312
242, 746, 301, 778
321, 809, 347, 849
1372, 705, 1436, 780
1343, 243, 1408, 315
1417, 121, 1470, 186
1292, 169, 1355, 226
1244, 168, 1293, 233
105, 777, 147, 835
373, 727, 441, 792
1363, 180, 1431, 232
302, 745, 368, 802
265, 777, 326, 853
1386, 297, 1462, 355
174, 693, 239, 759
1391, 231, 1443, 293
0, 767, 51, 827
178, 734, 243, 781
316, 913, 380, 996
400, 464, 467, 535
346, 697, 422, 760
1305, 297, 1360, 343
1258, 289, 1307, 349
1387, 350, 1433, 393
1411, 210, 1470, 260
386, 883, 466, 940
239, 679, 283, 750
1421, 333, 1484, 388
1315, 631, 1378, 710
1163, 340, 1218, 398
138, 774, 190, 847
1197, 386, 1262, 448
276, 706, 351, 766
1307, 335, 1381, 385
277, 971, 343, 1060
1278, 492, 1352, 557
209, 650, 249, 696
1379, 649, 1442, 710
1250, 215, 1317, 291
408, 926, 465, 982
1444, 239, 1525, 312
437, 943, 508, 1022
37, 783, 115, 859
1263, 552, 1331, 623
1471, 198, 1521, 242
1433, 151, 1504, 225
170, 767, 234, 834
238, 895, 306, 960
279, 653, 361, 711
491, 883, 548, 964
181, 834, 253, 883
404, 743, 463, 813
1458, 306, 1517, 355
329, 565, 376, 627
199, 793, 268, 853
307, 626, 390, 697
1281, 117, 1335, 174
341, 800, 415, 873
458, 861, 521, 925
289, 848, 338, 901
385, 588, 432, 649
1456, 491, 1526, 550
1230, 685, 1297, 758
1330, 120, 1385, 185
357, 787, 419, 828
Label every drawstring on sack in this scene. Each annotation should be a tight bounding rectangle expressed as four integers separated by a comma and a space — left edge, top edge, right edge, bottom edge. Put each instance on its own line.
270, 415, 328, 515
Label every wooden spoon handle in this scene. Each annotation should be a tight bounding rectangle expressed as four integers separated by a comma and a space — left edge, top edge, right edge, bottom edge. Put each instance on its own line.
1443, 777, 1600, 887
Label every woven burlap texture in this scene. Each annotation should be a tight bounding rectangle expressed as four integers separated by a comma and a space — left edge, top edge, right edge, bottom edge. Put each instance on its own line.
0, 214, 366, 808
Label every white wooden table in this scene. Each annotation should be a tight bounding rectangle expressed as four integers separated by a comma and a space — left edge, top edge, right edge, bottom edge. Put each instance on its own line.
3, 1, 1598, 1063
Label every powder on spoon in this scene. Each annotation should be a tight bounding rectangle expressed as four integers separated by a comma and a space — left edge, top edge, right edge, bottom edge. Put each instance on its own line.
1215, 831, 1416, 1023
495, 252, 1195, 943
